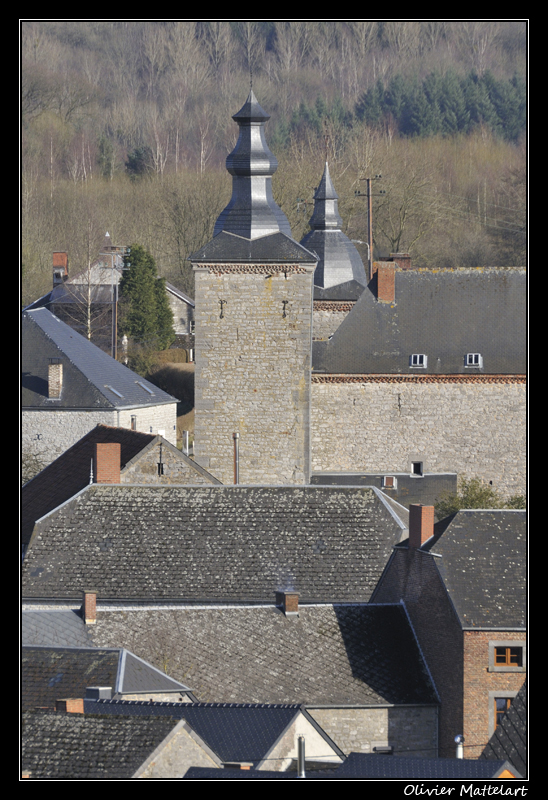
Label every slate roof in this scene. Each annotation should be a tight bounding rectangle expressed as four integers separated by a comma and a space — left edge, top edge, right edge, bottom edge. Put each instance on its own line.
22, 710, 179, 780
22, 646, 191, 710
22, 424, 219, 548
22, 308, 178, 409
22, 485, 405, 603
190, 230, 317, 264
481, 680, 527, 778
22, 609, 94, 648
22, 424, 154, 545
81, 701, 341, 766
332, 753, 523, 780
312, 268, 526, 375
423, 510, 526, 628
89, 604, 437, 706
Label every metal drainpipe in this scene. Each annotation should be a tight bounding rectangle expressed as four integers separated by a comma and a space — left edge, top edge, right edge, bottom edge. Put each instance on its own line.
233, 432, 239, 485
297, 735, 306, 778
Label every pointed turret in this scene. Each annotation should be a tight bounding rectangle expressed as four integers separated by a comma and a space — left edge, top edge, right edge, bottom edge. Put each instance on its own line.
301, 163, 367, 290
213, 90, 293, 240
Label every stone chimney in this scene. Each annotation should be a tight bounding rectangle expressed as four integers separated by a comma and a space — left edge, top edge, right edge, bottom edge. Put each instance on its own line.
372, 261, 396, 304
47, 358, 63, 398
53, 252, 68, 285
94, 443, 121, 484
276, 591, 299, 618
82, 590, 97, 625
408, 504, 434, 548
56, 698, 84, 713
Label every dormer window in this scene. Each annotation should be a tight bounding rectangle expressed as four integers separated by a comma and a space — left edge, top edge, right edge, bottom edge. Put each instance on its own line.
465, 353, 483, 367
410, 354, 427, 368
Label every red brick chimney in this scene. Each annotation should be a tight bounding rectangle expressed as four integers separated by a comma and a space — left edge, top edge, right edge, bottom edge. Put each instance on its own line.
372, 262, 395, 303
53, 251, 68, 285
94, 443, 121, 484
56, 698, 84, 713
276, 591, 299, 617
82, 590, 97, 625
408, 505, 434, 548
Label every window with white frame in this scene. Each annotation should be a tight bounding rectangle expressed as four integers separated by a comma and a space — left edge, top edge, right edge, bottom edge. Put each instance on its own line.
410, 354, 427, 367
465, 353, 483, 367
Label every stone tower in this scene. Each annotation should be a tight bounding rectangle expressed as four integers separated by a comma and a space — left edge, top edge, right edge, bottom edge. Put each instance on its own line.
190, 91, 317, 485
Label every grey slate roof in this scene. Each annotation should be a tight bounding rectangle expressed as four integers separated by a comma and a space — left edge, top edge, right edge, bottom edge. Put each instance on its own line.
22, 308, 178, 409
89, 604, 437, 706
82, 701, 339, 766
424, 509, 526, 628
22, 424, 154, 545
190, 230, 317, 264
312, 268, 526, 374
22, 710, 179, 780
22, 424, 219, 547
22, 609, 94, 648
22, 646, 191, 710
481, 680, 527, 778
22, 485, 405, 603
332, 753, 523, 780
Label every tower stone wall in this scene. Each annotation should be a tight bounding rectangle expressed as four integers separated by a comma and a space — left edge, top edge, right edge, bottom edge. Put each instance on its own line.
193, 263, 315, 485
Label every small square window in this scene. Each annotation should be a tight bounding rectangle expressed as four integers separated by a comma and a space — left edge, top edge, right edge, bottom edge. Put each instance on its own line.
383, 476, 396, 488
465, 353, 483, 367
489, 641, 525, 672
410, 354, 427, 367
411, 461, 423, 476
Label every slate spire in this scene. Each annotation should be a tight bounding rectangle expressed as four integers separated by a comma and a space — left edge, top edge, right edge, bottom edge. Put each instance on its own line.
213, 90, 293, 240
301, 162, 367, 290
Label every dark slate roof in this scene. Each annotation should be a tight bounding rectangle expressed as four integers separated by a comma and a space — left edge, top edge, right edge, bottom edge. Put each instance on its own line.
424, 510, 526, 628
22, 609, 94, 647
22, 308, 178, 409
332, 753, 523, 780
89, 604, 437, 706
313, 268, 526, 374
311, 472, 457, 514
183, 766, 336, 779
21, 424, 219, 548
481, 680, 527, 778
22, 646, 191, 710
82, 701, 325, 765
190, 230, 317, 264
22, 485, 405, 603
22, 424, 155, 546
22, 710, 179, 780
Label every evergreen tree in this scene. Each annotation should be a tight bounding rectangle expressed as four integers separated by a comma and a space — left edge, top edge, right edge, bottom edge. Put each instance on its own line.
119, 244, 175, 350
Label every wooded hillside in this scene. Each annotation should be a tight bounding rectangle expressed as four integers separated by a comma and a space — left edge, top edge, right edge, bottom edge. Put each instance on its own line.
21, 20, 527, 305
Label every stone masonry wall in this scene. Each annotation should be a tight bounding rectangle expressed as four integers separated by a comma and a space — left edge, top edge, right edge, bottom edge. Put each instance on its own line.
121, 439, 218, 485
311, 379, 526, 497
308, 706, 438, 758
193, 265, 314, 485
22, 404, 177, 469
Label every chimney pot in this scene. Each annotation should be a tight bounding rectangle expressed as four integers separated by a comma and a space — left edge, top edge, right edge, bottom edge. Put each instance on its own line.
408, 504, 434, 548
94, 443, 121, 484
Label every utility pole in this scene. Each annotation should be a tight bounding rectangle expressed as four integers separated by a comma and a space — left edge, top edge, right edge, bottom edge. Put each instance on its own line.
355, 175, 385, 281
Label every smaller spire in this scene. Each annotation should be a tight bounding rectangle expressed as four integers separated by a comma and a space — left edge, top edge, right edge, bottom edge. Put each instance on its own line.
301, 163, 367, 290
